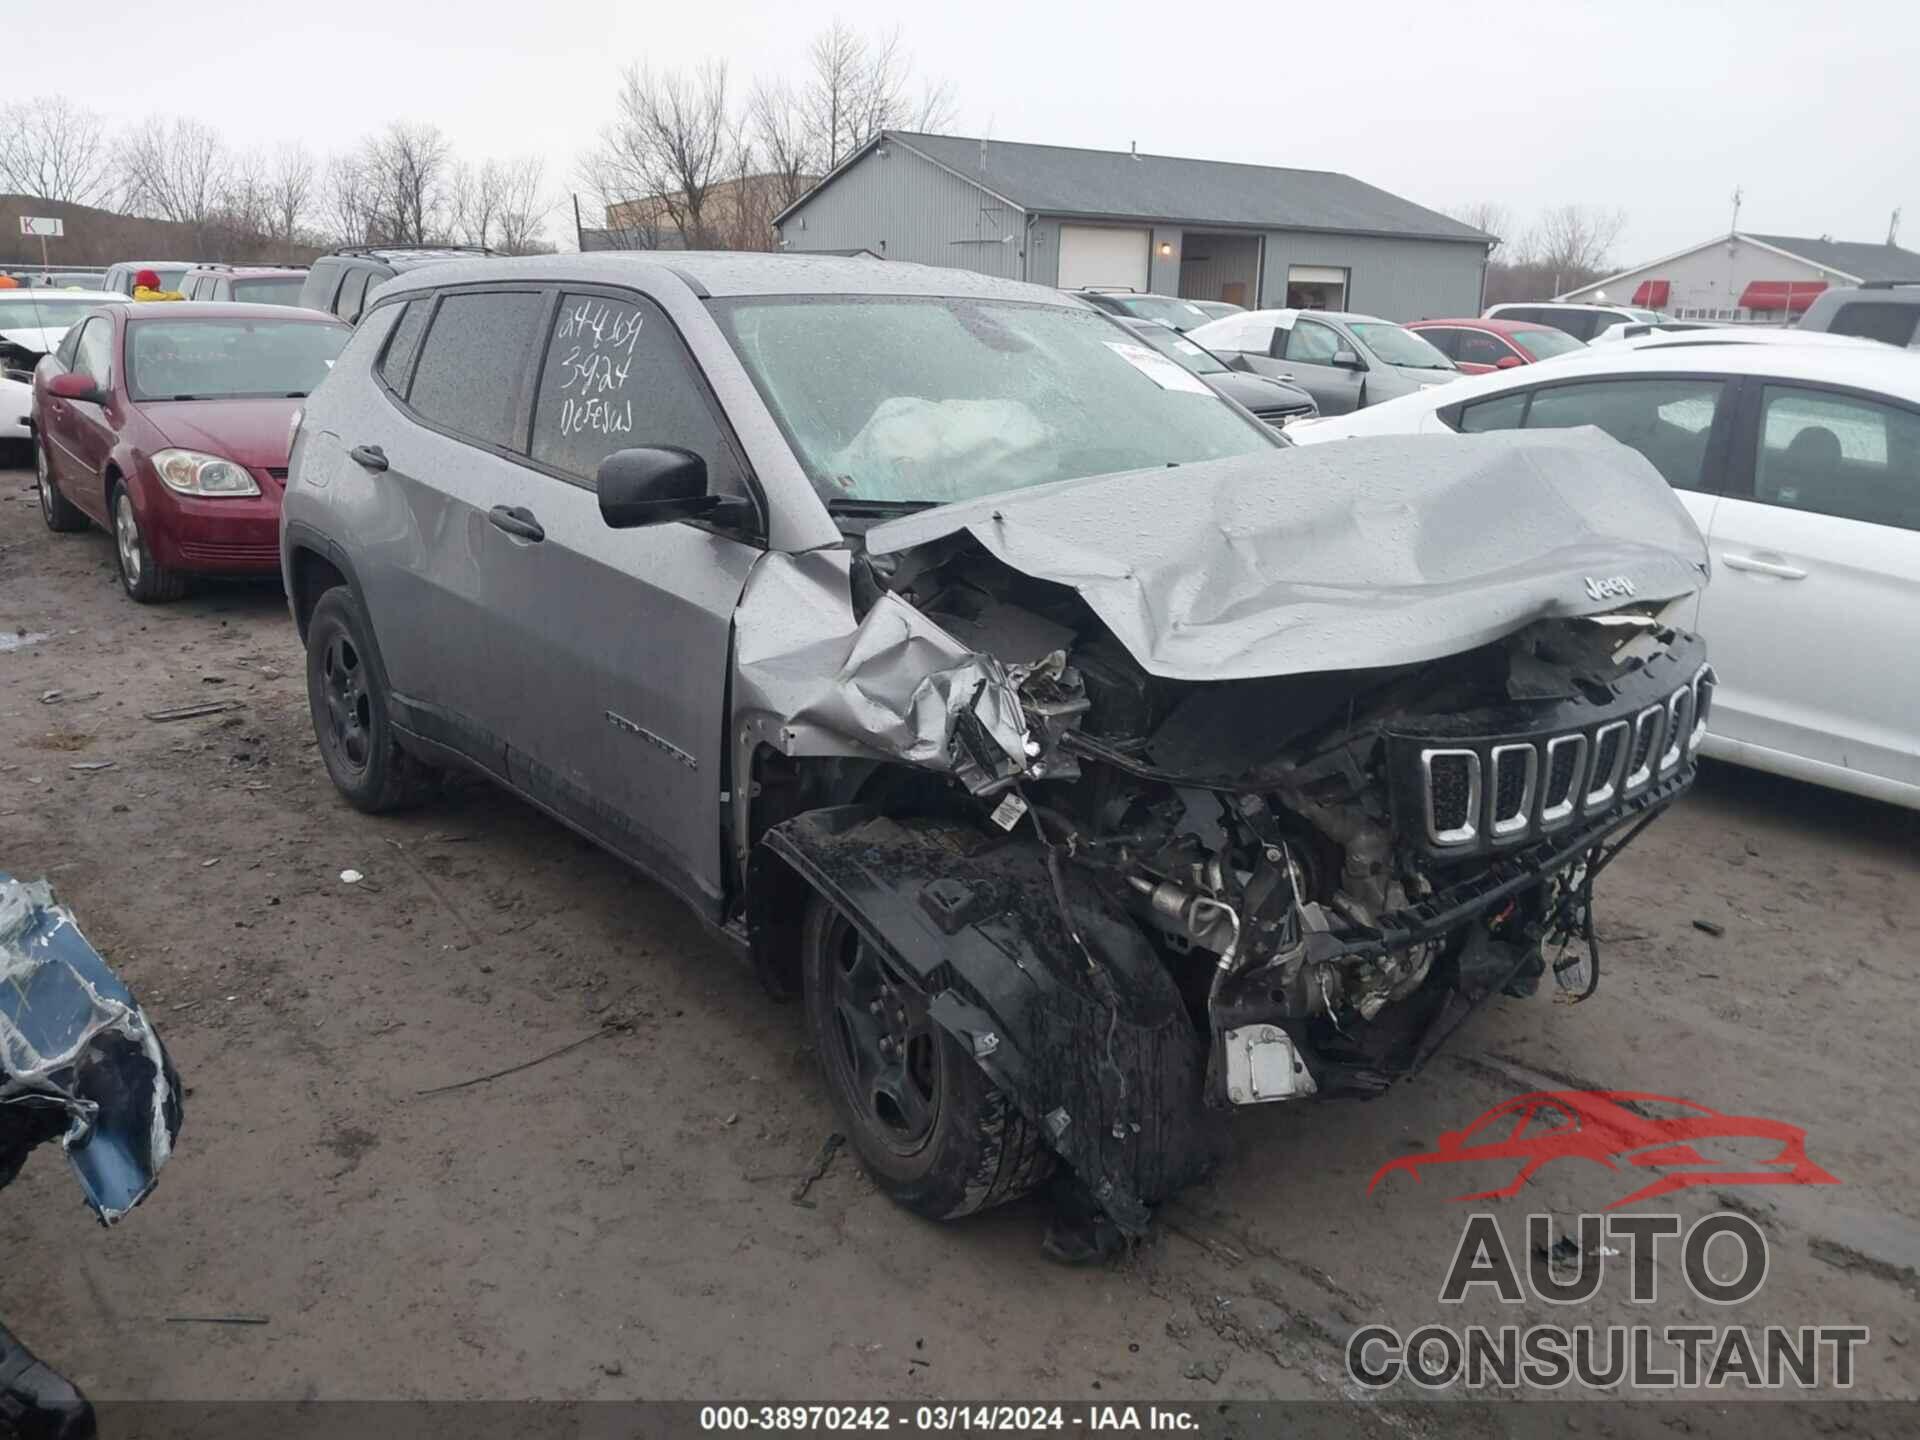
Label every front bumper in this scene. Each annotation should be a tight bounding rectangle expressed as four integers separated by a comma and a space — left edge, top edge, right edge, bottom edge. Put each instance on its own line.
142, 467, 287, 574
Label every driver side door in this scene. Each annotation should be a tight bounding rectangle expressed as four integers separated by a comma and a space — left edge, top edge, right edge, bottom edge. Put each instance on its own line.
1276, 318, 1364, 415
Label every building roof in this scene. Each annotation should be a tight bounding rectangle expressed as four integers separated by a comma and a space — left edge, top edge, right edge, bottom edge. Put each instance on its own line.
780, 131, 1493, 245
1741, 233, 1920, 284
1562, 231, 1920, 301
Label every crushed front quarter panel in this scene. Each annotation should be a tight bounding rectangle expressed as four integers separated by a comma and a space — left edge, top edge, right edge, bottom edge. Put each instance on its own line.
732, 548, 1030, 786
864, 429, 1709, 681
0, 874, 183, 1223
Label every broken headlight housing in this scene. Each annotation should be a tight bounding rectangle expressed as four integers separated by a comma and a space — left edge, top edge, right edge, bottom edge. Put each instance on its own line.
152, 448, 260, 497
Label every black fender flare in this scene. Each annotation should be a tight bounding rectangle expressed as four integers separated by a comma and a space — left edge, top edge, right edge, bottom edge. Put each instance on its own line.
750, 806, 1221, 1231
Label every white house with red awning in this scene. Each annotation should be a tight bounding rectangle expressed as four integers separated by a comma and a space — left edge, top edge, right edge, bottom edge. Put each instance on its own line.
1558, 231, 1920, 323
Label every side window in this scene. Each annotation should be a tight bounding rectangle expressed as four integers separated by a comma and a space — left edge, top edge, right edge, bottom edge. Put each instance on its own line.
1499, 307, 1545, 327
336, 269, 372, 323
73, 318, 112, 385
55, 321, 84, 369
377, 300, 429, 395
1755, 385, 1920, 532
530, 291, 748, 496
1284, 319, 1341, 364
1826, 302, 1920, 349
1457, 330, 1516, 367
406, 290, 546, 451
1456, 389, 1529, 432
1418, 328, 1460, 360
1524, 379, 1725, 491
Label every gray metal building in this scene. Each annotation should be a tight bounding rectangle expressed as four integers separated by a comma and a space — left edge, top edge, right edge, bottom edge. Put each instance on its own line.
771, 131, 1494, 320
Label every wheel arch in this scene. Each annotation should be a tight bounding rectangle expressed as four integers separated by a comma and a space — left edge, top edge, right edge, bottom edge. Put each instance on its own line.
281, 521, 400, 702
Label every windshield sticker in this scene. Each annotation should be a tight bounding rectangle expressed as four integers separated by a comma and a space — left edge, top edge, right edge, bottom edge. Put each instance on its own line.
1103, 341, 1212, 395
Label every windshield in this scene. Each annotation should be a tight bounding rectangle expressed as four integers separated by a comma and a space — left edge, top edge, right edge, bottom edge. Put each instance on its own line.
231, 276, 307, 305
1628, 309, 1665, 324
1510, 327, 1583, 361
1121, 322, 1229, 375
1107, 294, 1215, 331
714, 296, 1276, 506
1349, 322, 1454, 370
126, 318, 348, 401
0, 296, 108, 333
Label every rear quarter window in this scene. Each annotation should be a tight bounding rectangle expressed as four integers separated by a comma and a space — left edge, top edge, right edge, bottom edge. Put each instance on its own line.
1826, 301, 1920, 348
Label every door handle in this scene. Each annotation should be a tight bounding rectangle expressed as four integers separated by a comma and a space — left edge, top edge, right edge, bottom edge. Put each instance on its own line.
349, 444, 388, 471
1721, 552, 1806, 580
488, 505, 545, 543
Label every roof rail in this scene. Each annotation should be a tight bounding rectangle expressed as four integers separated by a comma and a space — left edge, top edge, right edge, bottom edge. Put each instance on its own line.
1858, 279, 1920, 291
326, 243, 495, 258
1079, 285, 1141, 294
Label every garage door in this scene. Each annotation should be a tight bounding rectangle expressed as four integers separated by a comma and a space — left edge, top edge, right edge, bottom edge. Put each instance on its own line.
1058, 225, 1151, 291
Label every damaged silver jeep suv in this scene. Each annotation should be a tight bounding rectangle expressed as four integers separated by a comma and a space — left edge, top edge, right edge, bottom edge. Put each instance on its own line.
282, 255, 1712, 1234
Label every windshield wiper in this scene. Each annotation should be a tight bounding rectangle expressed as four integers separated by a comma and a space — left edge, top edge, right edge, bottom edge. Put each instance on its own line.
827, 497, 934, 515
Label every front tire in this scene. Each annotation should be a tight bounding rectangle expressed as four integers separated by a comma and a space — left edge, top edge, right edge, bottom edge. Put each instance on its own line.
109, 481, 186, 602
37, 437, 87, 532
801, 891, 1052, 1220
304, 586, 437, 813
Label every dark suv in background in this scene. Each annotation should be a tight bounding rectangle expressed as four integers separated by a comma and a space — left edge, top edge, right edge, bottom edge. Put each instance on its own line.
298, 245, 493, 325
1798, 281, 1920, 348
177, 264, 309, 306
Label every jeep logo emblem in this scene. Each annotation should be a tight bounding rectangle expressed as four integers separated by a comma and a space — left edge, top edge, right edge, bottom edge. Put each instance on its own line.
1584, 575, 1636, 602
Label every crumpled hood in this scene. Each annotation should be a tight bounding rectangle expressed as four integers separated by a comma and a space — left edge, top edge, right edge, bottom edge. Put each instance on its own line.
865, 429, 1709, 681
0, 325, 57, 356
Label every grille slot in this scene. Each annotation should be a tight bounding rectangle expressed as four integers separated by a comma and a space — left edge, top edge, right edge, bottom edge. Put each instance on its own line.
1586, 721, 1629, 811
1488, 743, 1538, 841
1660, 686, 1693, 773
1624, 705, 1664, 793
1690, 666, 1715, 752
1541, 734, 1587, 827
1421, 749, 1481, 846
265, 466, 290, 481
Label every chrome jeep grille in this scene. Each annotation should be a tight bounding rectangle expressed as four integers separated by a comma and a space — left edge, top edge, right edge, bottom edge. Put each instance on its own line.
1411, 664, 1710, 851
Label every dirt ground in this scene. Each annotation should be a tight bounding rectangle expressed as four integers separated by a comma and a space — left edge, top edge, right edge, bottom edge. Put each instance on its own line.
3, 453, 1917, 1429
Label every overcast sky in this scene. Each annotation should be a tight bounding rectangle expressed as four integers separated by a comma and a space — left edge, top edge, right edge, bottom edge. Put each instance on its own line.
40, 0, 1920, 265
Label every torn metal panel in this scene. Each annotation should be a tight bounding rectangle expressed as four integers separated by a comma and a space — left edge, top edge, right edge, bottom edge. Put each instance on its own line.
1, 874, 183, 1224
864, 429, 1710, 681
732, 549, 1030, 788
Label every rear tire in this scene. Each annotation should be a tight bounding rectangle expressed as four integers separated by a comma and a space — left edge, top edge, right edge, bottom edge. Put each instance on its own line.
801, 890, 1052, 1220
36, 437, 87, 532
109, 481, 187, 602
304, 586, 438, 813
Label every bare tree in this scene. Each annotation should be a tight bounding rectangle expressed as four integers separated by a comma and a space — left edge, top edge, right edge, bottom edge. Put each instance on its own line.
1444, 200, 1514, 253
584, 61, 734, 251
266, 143, 316, 244
0, 96, 116, 207
120, 116, 232, 244
802, 23, 955, 170
320, 152, 377, 246
362, 121, 454, 244
748, 78, 817, 210
448, 159, 502, 249
1526, 203, 1628, 278
492, 156, 552, 255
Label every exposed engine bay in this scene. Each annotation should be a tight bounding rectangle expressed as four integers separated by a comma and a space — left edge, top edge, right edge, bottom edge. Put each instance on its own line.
743, 430, 1712, 1232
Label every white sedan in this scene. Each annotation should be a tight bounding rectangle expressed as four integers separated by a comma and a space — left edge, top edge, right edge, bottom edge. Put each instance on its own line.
1291, 340, 1920, 809
0, 289, 124, 443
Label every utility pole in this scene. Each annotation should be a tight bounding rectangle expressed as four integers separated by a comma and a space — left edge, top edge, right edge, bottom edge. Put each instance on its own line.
572, 193, 585, 252
1890, 208, 1903, 246
1729, 185, 1743, 235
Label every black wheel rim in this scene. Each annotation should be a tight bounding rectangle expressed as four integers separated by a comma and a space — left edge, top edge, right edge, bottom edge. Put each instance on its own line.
822, 913, 941, 1156
319, 630, 373, 772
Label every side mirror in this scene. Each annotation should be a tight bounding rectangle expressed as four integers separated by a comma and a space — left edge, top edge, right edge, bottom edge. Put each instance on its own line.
48, 372, 104, 403
1331, 348, 1364, 371
597, 446, 753, 530
1495, 355, 1525, 370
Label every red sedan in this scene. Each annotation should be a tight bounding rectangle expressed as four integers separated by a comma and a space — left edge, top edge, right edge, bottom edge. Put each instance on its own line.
1406, 317, 1584, 374
32, 302, 348, 602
